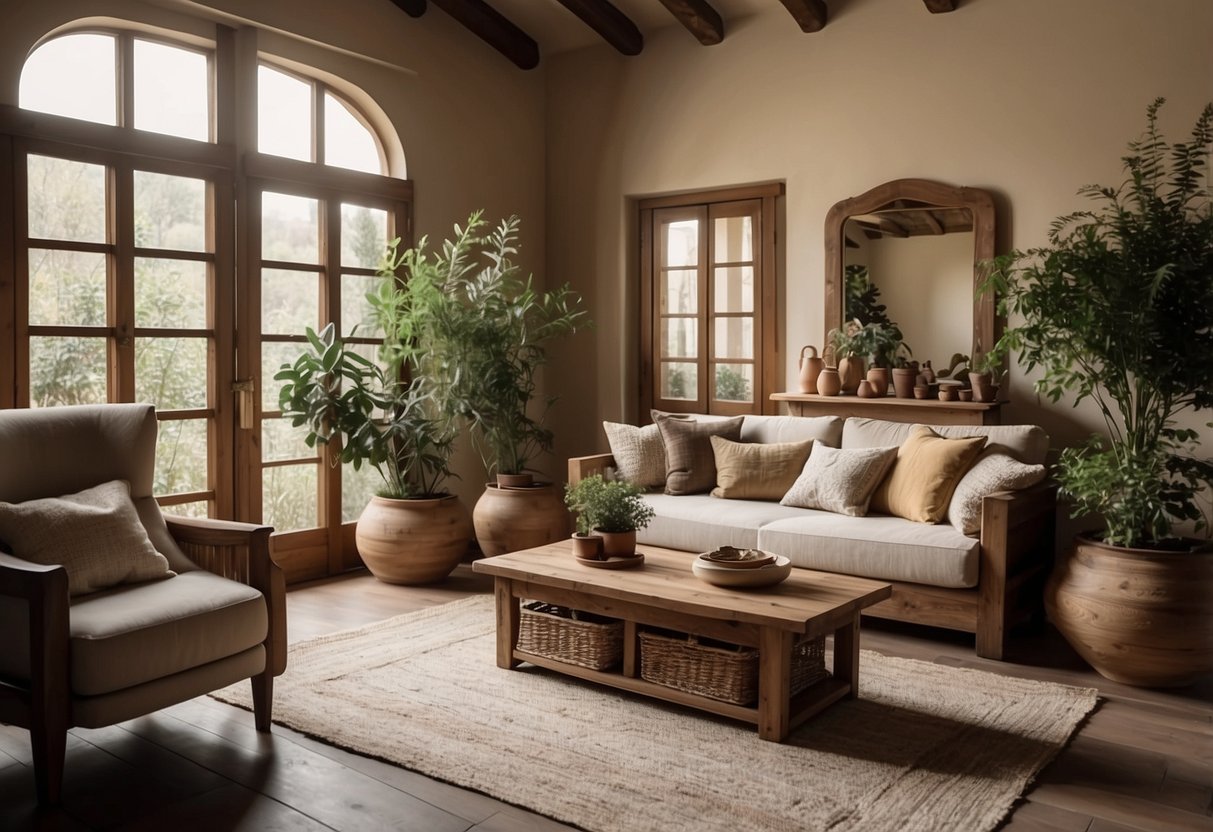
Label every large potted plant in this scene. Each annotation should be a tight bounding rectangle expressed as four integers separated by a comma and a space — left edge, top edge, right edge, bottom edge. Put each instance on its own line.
983, 98, 1213, 686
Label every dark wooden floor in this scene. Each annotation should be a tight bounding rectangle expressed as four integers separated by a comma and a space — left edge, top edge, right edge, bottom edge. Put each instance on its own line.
2, 564, 1211, 831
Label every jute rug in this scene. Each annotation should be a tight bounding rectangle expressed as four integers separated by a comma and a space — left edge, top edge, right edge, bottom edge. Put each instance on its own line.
213, 596, 1097, 832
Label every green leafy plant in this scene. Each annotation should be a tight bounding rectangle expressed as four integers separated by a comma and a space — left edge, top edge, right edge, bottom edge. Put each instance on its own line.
563, 475, 656, 534
843, 264, 895, 329
982, 98, 1213, 547
831, 318, 910, 368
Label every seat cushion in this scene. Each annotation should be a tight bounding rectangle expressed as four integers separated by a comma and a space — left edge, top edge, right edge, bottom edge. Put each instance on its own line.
69, 570, 267, 696
636, 494, 810, 553
841, 417, 1049, 465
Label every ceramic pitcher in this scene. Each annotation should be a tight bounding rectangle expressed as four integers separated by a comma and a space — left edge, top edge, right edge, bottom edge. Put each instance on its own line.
798, 345, 824, 394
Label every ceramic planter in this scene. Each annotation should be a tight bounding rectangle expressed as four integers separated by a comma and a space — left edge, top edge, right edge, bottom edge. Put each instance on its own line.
473, 482, 570, 557
891, 367, 918, 398
838, 356, 865, 395
865, 367, 890, 398
355, 494, 472, 585
816, 367, 841, 397
597, 529, 637, 558
571, 532, 604, 559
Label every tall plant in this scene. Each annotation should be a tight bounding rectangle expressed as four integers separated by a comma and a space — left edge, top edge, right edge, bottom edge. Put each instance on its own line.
983, 98, 1213, 547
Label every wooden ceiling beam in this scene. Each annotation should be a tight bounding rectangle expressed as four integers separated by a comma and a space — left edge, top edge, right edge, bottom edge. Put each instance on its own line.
388, 0, 427, 17
923, 0, 958, 12
777, 0, 828, 34
656, 0, 724, 46
428, 0, 540, 70
555, 0, 643, 56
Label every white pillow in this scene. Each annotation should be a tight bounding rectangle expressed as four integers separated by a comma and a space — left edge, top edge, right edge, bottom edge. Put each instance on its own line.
602, 422, 667, 489
780, 444, 898, 517
947, 452, 1047, 535
0, 480, 175, 596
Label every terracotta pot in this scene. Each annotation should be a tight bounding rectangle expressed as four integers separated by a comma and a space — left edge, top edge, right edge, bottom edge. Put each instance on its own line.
958, 389, 974, 402
797, 346, 824, 394
865, 367, 889, 398
913, 385, 929, 400
496, 472, 534, 488
597, 529, 637, 558
838, 356, 865, 395
970, 372, 994, 402
571, 532, 603, 560
1046, 535, 1213, 687
891, 367, 918, 399
473, 482, 570, 557
856, 380, 875, 398
938, 386, 957, 402
355, 494, 472, 585
816, 367, 841, 397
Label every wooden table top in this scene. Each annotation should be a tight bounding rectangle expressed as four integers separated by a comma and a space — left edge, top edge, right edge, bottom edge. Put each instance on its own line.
473, 540, 892, 633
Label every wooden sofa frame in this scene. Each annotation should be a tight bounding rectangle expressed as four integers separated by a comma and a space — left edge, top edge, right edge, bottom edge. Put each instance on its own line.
569, 453, 1057, 661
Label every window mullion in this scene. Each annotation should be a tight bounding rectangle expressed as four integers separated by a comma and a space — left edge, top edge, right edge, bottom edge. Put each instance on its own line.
118, 33, 135, 129
110, 162, 136, 403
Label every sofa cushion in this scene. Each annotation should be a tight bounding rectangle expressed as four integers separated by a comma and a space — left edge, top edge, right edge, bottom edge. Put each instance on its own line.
740, 415, 843, 447
870, 427, 986, 523
758, 513, 981, 588
602, 421, 667, 489
780, 444, 897, 517
636, 494, 809, 553
710, 436, 813, 500
842, 417, 1049, 464
656, 414, 744, 495
948, 451, 1048, 535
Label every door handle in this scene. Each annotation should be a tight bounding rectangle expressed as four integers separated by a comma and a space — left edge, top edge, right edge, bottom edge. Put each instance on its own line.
232, 379, 255, 429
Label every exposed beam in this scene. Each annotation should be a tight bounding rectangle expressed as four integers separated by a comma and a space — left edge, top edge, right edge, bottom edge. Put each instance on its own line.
656, 0, 724, 46
921, 211, 944, 235
923, 0, 958, 12
388, 0, 427, 17
429, 0, 540, 70
777, 0, 827, 33
555, 0, 643, 56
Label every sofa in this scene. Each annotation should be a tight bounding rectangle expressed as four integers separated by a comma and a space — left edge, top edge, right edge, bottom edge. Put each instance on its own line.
569, 414, 1058, 660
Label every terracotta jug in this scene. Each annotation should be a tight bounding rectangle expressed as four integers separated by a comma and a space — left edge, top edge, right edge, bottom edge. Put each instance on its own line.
798, 346, 824, 394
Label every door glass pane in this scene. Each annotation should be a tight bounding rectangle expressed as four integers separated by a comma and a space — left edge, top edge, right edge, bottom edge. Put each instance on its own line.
27, 155, 107, 243
326, 95, 381, 175
136, 337, 208, 409
342, 274, 385, 338
20, 34, 117, 126
262, 192, 319, 263
714, 215, 753, 263
714, 266, 754, 314
714, 317, 754, 359
264, 463, 318, 531
29, 337, 107, 407
343, 461, 382, 522
663, 220, 698, 267
661, 318, 697, 359
660, 269, 697, 315
661, 362, 697, 401
136, 258, 207, 328
258, 66, 313, 162
162, 501, 208, 519
262, 416, 316, 462
154, 418, 208, 494
28, 249, 106, 326
262, 269, 318, 336
264, 341, 307, 410
341, 204, 388, 268
134, 171, 207, 251
133, 40, 209, 141
714, 363, 753, 403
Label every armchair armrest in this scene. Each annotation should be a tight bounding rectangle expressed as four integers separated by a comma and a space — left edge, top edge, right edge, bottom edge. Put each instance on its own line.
568, 453, 616, 487
0, 553, 70, 733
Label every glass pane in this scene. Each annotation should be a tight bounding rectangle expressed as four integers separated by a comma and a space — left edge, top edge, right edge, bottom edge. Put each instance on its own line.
258, 66, 312, 162
136, 258, 207, 328
29, 337, 107, 407
714, 266, 754, 314
262, 416, 316, 462
660, 269, 697, 315
154, 418, 208, 495
325, 94, 381, 174
162, 501, 209, 519
661, 362, 697, 401
263, 463, 319, 531
133, 40, 209, 141
264, 341, 309, 410
714, 317, 754, 359
27, 155, 106, 243
664, 220, 698, 267
134, 171, 207, 251
714, 363, 754, 403
136, 337, 208, 409
343, 460, 382, 522
262, 192, 319, 263
714, 215, 753, 263
342, 274, 386, 338
262, 269, 318, 336
20, 34, 117, 125
28, 249, 106, 326
340, 204, 389, 269
661, 318, 697, 359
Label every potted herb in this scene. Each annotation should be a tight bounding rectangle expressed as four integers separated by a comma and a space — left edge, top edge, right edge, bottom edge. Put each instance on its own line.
564, 475, 656, 558
982, 98, 1213, 686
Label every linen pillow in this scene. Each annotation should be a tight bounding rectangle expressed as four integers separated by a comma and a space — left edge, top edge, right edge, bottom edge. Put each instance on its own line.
870, 426, 987, 523
709, 436, 813, 501
948, 451, 1048, 535
602, 421, 667, 489
780, 444, 898, 517
655, 414, 744, 495
0, 480, 175, 596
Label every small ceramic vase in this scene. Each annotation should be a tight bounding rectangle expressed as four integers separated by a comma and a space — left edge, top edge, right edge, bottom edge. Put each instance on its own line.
958, 389, 974, 402
913, 385, 929, 400
939, 386, 958, 402
838, 356, 865, 395
866, 367, 890, 398
856, 380, 874, 398
816, 367, 841, 397
798, 346, 824, 394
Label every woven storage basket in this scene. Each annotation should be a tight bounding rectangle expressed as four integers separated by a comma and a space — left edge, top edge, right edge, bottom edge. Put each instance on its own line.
639, 631, 828, 706
517, 601, 623, 671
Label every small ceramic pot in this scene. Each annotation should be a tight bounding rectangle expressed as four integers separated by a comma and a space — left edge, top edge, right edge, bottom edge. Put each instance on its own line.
571, 532, 603, 560
939, 386, 958, 402
816, 367, 841, 397
598, 529, 637, 558
856, 380, 875, 398
866, 367, 890, 398
891, 367, 918, 399
958, 389, 974, 402
496, 472, 534, 489
913, 385, 929, 400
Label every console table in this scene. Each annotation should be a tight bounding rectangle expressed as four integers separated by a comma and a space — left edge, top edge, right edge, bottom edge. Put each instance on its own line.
770, 392, 1003, 426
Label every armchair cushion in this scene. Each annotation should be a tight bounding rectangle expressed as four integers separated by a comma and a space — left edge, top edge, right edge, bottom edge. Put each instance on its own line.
0, 480, 174, 596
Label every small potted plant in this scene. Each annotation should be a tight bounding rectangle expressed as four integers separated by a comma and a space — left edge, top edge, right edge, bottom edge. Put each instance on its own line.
967, 345, 1004, 403
564, 475, 656, 558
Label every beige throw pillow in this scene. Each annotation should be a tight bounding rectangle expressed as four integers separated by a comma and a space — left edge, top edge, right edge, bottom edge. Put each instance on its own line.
602, 421, 667, 489
0, 480, 175, 596
709, 436, 813, 501
655, 414, 744, 495
780, 444, 898, 516
870, 426, 987, 523
948, 451, 1048, 535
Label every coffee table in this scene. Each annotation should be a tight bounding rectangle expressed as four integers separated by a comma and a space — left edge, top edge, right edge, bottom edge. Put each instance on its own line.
472, 540, 892, 741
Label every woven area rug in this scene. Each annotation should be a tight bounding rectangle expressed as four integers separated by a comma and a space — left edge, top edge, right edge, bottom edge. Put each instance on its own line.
213, 596, 1097, 832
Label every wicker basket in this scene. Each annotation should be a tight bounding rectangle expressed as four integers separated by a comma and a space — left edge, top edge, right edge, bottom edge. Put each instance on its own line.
638, 630, 828, 705
517, 602, 624, 671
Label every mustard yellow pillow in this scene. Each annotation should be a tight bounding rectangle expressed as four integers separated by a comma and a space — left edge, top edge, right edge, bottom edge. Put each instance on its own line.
870, 426, 987, 523
709, 437, 813, 501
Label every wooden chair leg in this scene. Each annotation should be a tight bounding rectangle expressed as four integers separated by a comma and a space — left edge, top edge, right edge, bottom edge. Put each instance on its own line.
251, 671, 273, 732
31, 718, 66, 806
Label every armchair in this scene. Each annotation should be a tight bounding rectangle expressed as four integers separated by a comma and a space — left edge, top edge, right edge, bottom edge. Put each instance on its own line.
0, 404, 286, 805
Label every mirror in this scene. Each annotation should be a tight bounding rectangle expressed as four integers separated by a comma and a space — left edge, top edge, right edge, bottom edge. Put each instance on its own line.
824, 179, 997, 371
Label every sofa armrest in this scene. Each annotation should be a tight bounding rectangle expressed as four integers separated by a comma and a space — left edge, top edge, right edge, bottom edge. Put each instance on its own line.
568, 453, 616, 487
